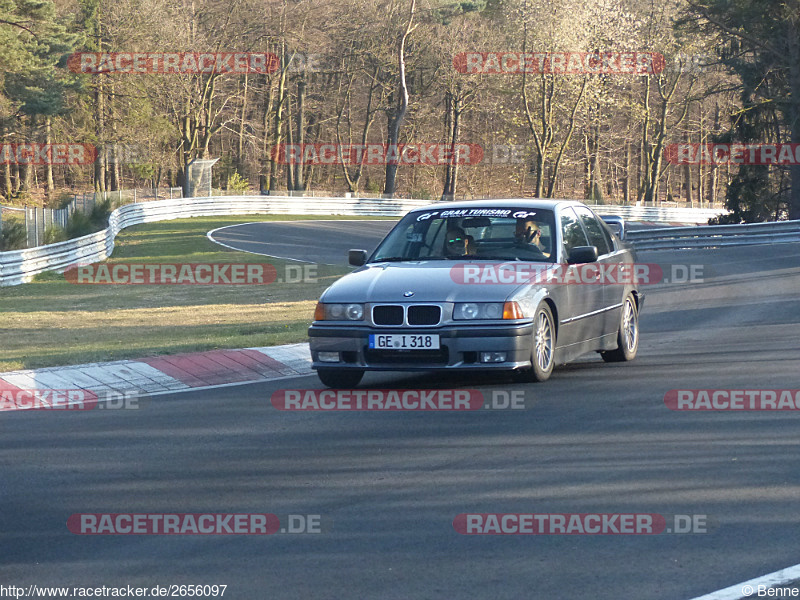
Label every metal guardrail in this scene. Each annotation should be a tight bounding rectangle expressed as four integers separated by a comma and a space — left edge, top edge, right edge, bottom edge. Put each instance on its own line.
0, 196, 421, 286
626, 219, 800, 251
587, 204, 723, 224
0, 195, 737, 286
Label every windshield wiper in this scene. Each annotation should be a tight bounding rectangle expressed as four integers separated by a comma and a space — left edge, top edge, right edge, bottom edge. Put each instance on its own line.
370, 257, 411, 262
372, 256, 455, 262
459, 255, 521, 261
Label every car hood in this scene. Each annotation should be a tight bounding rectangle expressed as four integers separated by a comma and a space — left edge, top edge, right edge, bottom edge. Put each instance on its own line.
320, 261, 547, 303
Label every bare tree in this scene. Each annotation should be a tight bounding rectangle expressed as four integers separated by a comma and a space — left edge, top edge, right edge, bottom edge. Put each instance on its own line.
383, 0, 417, 197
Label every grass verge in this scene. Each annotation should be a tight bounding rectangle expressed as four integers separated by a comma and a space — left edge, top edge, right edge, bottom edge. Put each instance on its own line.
0, 214, 382, 372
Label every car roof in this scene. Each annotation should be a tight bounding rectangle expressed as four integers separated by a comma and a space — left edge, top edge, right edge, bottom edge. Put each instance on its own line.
408, 198, 585, 213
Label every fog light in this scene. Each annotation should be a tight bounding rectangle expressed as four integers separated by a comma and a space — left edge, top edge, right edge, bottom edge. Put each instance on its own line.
318, 352, 340, 363
480, 352, 507, 363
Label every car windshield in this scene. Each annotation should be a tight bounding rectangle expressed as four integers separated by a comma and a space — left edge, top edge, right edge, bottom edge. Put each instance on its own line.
371, 207, 557, 263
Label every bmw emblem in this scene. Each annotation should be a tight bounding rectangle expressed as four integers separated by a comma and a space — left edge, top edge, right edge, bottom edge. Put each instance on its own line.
403, 291, 415, 297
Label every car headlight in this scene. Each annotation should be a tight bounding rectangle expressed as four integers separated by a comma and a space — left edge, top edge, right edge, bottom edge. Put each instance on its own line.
453, 302, 507, 320
345, 304, 364, 320
314, 302, 365, 321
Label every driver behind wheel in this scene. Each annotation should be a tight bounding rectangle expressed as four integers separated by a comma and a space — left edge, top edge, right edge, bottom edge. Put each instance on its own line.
514, 218, 547, 255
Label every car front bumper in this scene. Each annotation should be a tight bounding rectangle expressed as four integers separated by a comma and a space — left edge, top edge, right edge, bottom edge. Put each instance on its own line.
308, 322, 534, 371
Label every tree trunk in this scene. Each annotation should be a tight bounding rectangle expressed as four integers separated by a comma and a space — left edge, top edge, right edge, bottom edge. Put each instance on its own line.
93, 77, 106, 194
93, 13, 106, 195
583, 132, 591, 199
590, 118, 603, 203
788, 26, 800, 219
336, 65, 382, 194
696, 104, 704, 207
546, 77, 587, 198
45, 117, 54, 198
237, 72, 248, 175
285, 92, 295, 191
293, 77, 306, 191
108, 81, 120, 192
442, 92, 453, 198
623, 141, 631, 204
18, 117, 33, 193
261, 71, 275, 192
683, 131, 693, 204
269, 43, 289, 191
442, 91, 462, 199
1, 123, 11, 197
384, 0, 416, 197
534, 150, 544, 198
181, 95, 192, 196
642, 71, 688, 206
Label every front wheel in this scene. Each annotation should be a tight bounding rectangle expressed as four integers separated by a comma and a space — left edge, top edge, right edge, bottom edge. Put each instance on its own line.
516, 302, 556, 382
601, 293, 639, 363
316, 368, 364, 389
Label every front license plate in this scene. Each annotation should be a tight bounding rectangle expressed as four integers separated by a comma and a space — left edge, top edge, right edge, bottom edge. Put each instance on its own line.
369, 334, 440, 350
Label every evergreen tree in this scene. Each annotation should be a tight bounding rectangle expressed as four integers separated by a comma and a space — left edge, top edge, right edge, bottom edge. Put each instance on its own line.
684, 0, 800, 221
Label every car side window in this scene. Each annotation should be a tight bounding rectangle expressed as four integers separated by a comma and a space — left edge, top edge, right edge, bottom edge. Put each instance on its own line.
574, 206, 611, 256
560, 207, 590, 256
599, 220, 617, 252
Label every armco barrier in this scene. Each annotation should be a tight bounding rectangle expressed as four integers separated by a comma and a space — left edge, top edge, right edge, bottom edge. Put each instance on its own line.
0, 196, 428, 286
588, 204, 724, 224
627, 219, 800, 251
0, 196, 727, 286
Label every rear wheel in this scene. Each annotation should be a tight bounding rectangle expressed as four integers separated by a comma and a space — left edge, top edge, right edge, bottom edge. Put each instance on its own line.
601, 293, 639, 363
316, 368, 364, 389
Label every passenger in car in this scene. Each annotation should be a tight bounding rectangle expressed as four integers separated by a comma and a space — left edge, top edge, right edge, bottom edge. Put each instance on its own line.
444, 226, 475, 257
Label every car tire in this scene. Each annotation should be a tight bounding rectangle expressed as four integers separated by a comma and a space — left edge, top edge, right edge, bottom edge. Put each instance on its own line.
601, 293, 639, 363
317, 368, 365, 389
516, 302, 556, 382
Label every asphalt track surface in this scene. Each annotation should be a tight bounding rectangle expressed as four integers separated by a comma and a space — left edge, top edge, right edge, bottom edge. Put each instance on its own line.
3, 222, 800, 600
207, 219, 667, 266
208, 219, 397, 265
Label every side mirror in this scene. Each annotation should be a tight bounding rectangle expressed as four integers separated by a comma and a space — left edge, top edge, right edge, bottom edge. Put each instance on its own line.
567, 246, 599, 264
348, 249, 368, 267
